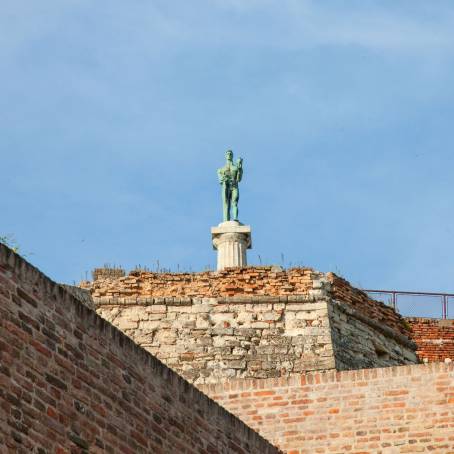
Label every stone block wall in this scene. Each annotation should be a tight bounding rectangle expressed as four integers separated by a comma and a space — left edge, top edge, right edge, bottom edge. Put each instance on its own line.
96, 295, 336, 384
0, 245, 279, 454
94, 282, 417, 384
87, 268, 418, 384
407, 317, 454, 362
82, 266, 419, 384
200, 363, 454, 454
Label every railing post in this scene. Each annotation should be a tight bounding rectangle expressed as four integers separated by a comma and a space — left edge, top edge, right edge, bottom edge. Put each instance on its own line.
392, 292, 397, 311
442, 295, 448, 319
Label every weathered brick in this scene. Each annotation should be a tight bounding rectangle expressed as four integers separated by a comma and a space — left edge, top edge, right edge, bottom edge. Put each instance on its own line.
407, 317, 454, 362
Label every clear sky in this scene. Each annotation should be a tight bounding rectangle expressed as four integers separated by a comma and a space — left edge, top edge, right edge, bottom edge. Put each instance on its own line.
2, 1, 454, 304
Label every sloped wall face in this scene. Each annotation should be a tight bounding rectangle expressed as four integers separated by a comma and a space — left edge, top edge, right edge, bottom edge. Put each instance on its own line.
407, 317, 454, 362
327, 273, 410, 337
201, 363, 454, 454
0, 246, 279, 454
329, 302, 418, 370
96, 296, 336, 384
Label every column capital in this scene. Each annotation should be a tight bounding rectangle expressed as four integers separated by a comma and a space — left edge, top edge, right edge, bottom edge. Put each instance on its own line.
211, 221, 252, 251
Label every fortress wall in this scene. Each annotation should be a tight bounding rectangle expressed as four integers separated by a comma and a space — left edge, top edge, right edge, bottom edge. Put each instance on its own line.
200, 363, 454, 454
85, 268, 416, 384
0, 245, 279, 454
96, 296, 336, 384
95, 294, 417, 385
407, 317, 454, 362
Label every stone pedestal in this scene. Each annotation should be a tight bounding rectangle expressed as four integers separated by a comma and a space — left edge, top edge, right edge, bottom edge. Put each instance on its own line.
211, 221, 252, 271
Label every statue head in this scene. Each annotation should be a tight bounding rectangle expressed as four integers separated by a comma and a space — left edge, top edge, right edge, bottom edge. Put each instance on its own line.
226, 150, 233, 162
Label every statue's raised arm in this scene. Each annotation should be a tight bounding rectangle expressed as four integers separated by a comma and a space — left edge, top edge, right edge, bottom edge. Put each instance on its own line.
236, 158, 243, 184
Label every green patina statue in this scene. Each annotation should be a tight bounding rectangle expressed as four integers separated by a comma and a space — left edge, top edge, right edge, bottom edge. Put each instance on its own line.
217, 150, 243, 222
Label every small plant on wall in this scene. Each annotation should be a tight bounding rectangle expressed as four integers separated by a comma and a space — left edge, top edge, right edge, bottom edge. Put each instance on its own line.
0, 234, 23, 255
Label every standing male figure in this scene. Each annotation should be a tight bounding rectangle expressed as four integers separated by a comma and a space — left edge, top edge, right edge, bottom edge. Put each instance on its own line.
217, 150, 243, 222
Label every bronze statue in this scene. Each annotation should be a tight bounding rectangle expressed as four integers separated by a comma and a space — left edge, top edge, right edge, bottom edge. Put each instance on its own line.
217, 150, 243, 222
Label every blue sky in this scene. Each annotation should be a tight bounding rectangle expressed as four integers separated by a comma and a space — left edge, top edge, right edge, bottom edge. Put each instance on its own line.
2, 1, 454, 304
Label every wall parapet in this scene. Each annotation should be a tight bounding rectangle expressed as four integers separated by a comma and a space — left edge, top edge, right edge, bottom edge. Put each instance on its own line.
81, 266, 320, 299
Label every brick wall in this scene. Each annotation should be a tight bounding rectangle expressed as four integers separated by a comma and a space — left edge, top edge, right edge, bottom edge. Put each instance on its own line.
82, 267, 316, 298
407, 317, 454, 362
200, 363, 454, 453
0, 245, 280, 454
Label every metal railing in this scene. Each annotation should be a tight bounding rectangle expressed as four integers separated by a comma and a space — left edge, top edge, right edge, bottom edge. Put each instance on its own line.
364, 289, 453, 319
